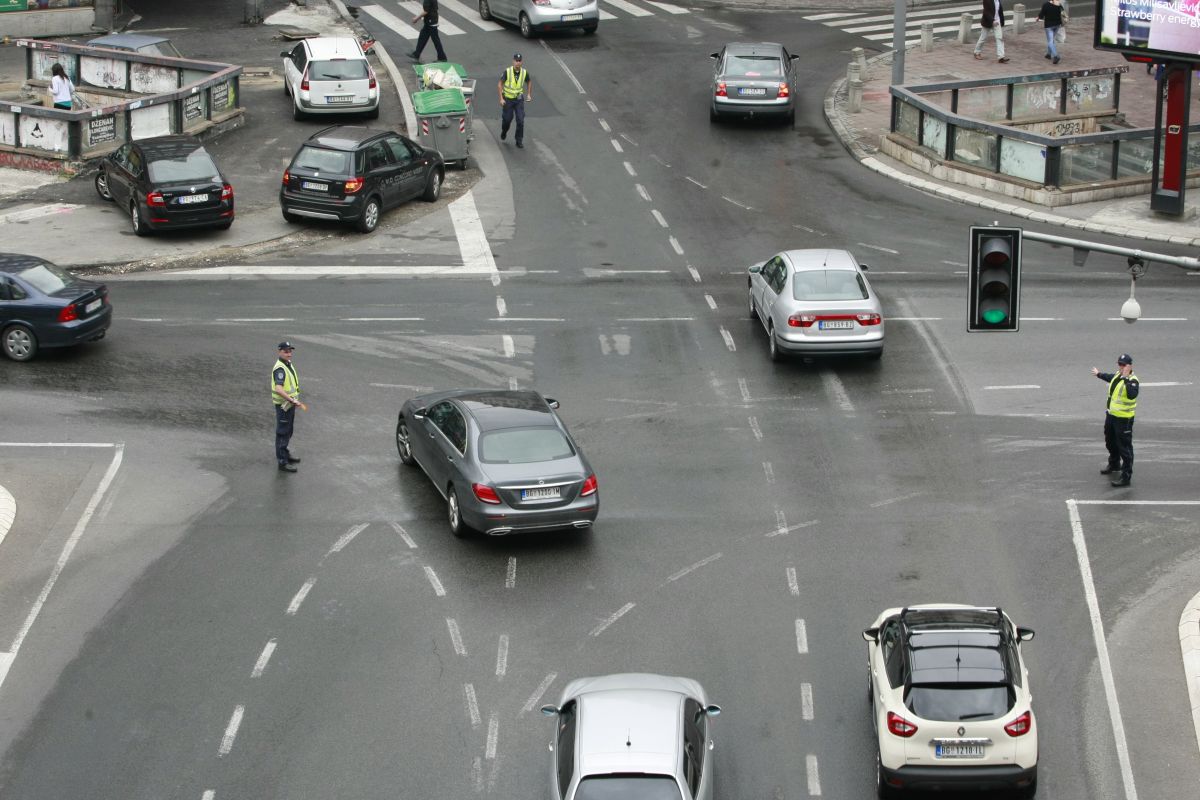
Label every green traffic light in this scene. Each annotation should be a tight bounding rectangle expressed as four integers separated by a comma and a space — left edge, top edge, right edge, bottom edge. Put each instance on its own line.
982, 308, 1008, 324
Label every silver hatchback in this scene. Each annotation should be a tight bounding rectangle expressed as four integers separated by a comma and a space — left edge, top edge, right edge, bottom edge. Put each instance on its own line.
710, 42, 798, 124
748, 248, 885, 361
541, 673, 721, 800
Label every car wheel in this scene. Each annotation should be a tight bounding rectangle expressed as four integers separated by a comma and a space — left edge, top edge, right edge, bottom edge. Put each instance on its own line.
284, 79, 290, 97
423, 169, 442, 202
395, 419, 416, 465
710, 104, 719, 123
292, 102, 304, 121
748, 292, 755, 320
130, 202, 150, 237
216, 220, 233, 231
583, 22, 597, 34
875, 751, 898, 799
94, 171, 113, 202
2, 324, 37, 362
356, 196, 381, 233
365, 105, 379, 120
519, 12, 534, 38
448, 486, 471, 538
868, 348, 883, 361
282, 209, 300, 224
1018, 776, 1038, 799
767, 323, 781, 362
478, 0, 493, 21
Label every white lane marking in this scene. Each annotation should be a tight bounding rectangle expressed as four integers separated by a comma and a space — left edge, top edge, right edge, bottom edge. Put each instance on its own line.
425, 565, 446, 596
984, 384, 1041, 390
651, 154, 671, 167
882, 387, 934, 394
342, 317, 425, 321
502, 334, 515, 357
617, 317, 694, 321
686, 176, 708, 189
1075, 500, 1200, 505
590, 602, 635, 637
0, 442, 117, 448
150, 265, 499, 277
1020, 317, 1063, 321
839, 3, 977, 24
805, 11, 865, 19
202, 791, 215, 800
496, 635, 509, 677
687, 266, 702, 282
767, 520, 819, 538
793, 223, 826, 235
806, 754, 821, 795
129, 317, 164, 322
520, 672, 558, 716
669, 236, 684, 255
1105, 317, 1188, 322
870, 491, 925, 508
941, 260, 967, 266
286, 579, 315, 615
1066, 500, 1139, 800
822, 372, 855, 414
541, 39, 585, 93
667, 553, 723, 582
775, 508, 788, 537
218, 705, 245, 756
721, 195, 752, 210
787, 567, 799, 596
738, 377, 751, 402
586, 100, 598, 113
635, 183, 651, 201
489, 316, 566, 321
598, 118, 611, 132
328, 522, 368, 555
857, 242, 900, 254
611, 138, 624, 153
251, 639, 277, 678
1141, 381, 1193, 387
748, 416, 763, 441
465, 682, 482, 728
705, 294, 718, 310
624, 161, 636, 176
449, 192, 499, 276
620, 133, 637, 147
506, 556, 517, 589
644, 0, 690, 11
0, 203, 83, 224
887, 316, 944, 321
438, 0, 504, 28
486, 713, 500, 759
896, 297, 968, 411
447, 617, 467, 655
796, 619, 809, 654
602, 0, 653, 14
472, 757, 483, 793
508, 376, 519, 390
763, 461, 776, 484
360, 4, 421, 38
391, 521, 418, 549
496, 297, 507, 317
0, 444, 123, 692
397, 0, 466, 31
651, 209, 668, 227
801, 683, 814, 720
216, 317, 293, 322
720, 327, 736, 351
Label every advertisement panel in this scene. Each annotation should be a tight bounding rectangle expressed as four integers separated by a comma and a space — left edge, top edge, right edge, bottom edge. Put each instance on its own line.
1095, 0, 1200, 63
0, 0, 24, 11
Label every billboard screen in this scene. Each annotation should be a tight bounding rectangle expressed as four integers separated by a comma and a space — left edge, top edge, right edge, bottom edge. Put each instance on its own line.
1095, 0, 1200, 63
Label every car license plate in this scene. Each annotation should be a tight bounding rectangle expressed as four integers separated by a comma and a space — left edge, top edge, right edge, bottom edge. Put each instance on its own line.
935, 743, 984, 759
562, 12, 583, 20
301, 181, 328, 192
178, 194, 208, 204
739, 87, 767, 96
84, 299, 101, 314
521, 487, 561, 501
819, 320, 854, 330
327, 95, 354, 103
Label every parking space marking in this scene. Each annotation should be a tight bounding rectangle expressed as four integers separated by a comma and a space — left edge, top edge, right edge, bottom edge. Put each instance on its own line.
666, 553, 722, 582
251, 639, 277, 678
447, 618, 467, 655
589, 603, 635, 637
486, 713, 499, 759
424, 565, 446, 596
519, 672, 559, 716
495, 635, 509, 678
465, 683, 482, 727
762, 461, 776, 484
218, 705, 244, 756
390, 522, 418, 549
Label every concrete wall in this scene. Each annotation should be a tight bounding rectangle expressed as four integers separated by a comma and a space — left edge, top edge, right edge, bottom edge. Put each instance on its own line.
0, 9, 96, 37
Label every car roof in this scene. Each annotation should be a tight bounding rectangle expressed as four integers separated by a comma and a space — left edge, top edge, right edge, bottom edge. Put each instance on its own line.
0, 253, 52, 273
131, 135, 207, 157
88, 33, 172, 49
724, 42, 785, 56
305, 126, 389, 150
457, 390, 556, 431
303, 37, 366, 59
578, 689, 681, 778
897, 607, 1013, 685
782, 249, 859, 272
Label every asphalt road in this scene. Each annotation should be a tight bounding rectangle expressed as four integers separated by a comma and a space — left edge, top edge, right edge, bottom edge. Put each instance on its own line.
2, 4, 1200, 800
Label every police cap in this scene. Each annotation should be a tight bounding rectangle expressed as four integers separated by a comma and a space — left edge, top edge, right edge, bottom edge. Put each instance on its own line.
1117, 353, 1132, 365
278, 341, 295, 351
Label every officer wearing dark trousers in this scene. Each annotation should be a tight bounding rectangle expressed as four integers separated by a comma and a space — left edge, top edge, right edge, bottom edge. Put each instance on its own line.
1092, 353, 1139, 487
408, 0, 447, 62
272, 341, 307, 473
498, 53, 532, 149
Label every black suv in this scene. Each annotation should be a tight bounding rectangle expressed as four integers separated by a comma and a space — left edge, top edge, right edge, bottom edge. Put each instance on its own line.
280, 126, 445, 234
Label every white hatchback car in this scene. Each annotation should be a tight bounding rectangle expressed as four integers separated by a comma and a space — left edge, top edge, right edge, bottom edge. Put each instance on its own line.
281, 37, 379, 120
862, 605, 1038, 798
541, 673, 721, 800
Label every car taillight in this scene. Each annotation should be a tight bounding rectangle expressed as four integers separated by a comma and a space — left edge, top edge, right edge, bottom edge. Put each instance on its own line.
580, 475, 597, 497
344, 177, 364, 194
282, 169, 290, 186
788, 314, 816, 328
715, 81, 727, 97
779, 82, 790, 97
856, 313, 882, 326
886, 711, 918, 737
300, 69, 309, 92
57, 304, 78, 322
369, 67, 377, 90
146, 190, 165, 207
1004, 711, 1032, 737
221, 183, 234, 201
472, 483, 501, 504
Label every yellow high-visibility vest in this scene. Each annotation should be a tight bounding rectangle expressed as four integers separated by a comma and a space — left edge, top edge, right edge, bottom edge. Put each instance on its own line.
272, 359, 300, 406
502, 67, 528, 99
1107, 373, 1137, 418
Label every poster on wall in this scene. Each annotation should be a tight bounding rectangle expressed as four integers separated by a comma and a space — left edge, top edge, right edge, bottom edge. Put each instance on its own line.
19, 115, 69, 153
184, 94, 204, 123
131, 63, 178, 94
81, 56, 127, 89
0, 113, 15, 146
32, 50, 77, 83
0, 0, 24, 11
1095, 0, 1200, 63
87, 115, 117, 146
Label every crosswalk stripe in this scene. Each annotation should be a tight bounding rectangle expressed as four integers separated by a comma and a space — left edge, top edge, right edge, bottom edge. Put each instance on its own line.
846, 19, 975, 34
864, 24, 963, 40
642, 0, 690, 13
601, 0, 653, 16
438, 0, 505, 30
598, 8, 616, 19
0, 203, 83, 224
842, 3, 978, 25
360, 4, 422, 38
398, 0, 468, 34
803, 11, 866, 20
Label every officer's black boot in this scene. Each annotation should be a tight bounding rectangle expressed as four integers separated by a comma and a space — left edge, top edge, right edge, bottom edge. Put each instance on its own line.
1110, 474, 1131, 487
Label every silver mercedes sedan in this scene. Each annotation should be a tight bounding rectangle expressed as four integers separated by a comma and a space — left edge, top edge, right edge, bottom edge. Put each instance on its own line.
710, 42, 799, 124
748, 248, 885, 361
541, 673, 722, 800
395, 389, 598, 537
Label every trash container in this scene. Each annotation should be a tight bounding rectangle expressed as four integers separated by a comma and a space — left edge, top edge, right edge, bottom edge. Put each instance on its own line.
413, 88, 470, 170
413, 62, 468, 89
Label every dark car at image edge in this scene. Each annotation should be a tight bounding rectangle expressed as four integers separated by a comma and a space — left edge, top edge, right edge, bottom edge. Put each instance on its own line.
0, 254, 112, 362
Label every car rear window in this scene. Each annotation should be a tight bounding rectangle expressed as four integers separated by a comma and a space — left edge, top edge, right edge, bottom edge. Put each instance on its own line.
479, 428, 574, 464
725, 55, 783, 77
18, 262, 81, 293
574, 776, 683, 800
147, 148, 221, 183
309, 59, 369, 80
906, 685, 1012, 722
292, 146, 353, 175
793, 270, 869, 301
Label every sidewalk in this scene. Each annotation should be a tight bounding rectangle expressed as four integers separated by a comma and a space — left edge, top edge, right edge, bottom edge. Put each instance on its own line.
824, 23, 1200, 249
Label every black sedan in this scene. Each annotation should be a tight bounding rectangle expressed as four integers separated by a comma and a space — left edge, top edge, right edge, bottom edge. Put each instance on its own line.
94, 135, 234, 236
0, 254, 112, 362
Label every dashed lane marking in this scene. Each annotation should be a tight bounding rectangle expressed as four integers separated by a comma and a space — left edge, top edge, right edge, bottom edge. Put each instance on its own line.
666, 553, 723, 582
519, 672, 559, 716
748, 416, 763, 441
796, 619, 809, 654
218, 705, 244, 757
251, 639, 277, 678
801, 683, 814, 720
787, 567, 799, 596
984, 384, 1041, 390
496, 635, 509, 677
424, 565, 446, 596
465, 683, 482, 727
767, 520, 819, 538
506, 556, 517, 589
486, 713, 500, 759
806, 754, 821, 795
719, 327, 736, 351
286, 579, 315, 615
590, 602, 636, 637
328, 522, 368, 555
447, 617, 467, 655
705, 294, 718, 310
390, 521, 418, 549
651, 209, 668, 227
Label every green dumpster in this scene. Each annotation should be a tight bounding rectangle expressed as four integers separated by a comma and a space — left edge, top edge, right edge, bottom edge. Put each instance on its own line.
413, 88, 470, 170
413, 62, 468, 89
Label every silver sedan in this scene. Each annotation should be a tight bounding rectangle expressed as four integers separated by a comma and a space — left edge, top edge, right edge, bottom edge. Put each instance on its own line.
710, 42, 799, 125
748, 248, 885, 361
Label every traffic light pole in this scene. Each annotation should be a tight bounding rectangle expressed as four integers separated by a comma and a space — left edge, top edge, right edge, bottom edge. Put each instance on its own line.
1019, 230, 1200, 272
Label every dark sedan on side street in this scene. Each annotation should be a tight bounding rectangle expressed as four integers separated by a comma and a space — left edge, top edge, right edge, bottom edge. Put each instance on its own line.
0, 254, 112, 362
396, 390, 598, 537
94, 135, 234, 236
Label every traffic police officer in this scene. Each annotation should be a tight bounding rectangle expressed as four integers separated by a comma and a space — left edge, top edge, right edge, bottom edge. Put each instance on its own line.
1091, 353, 1139, 487
272, 341, 307, 473
498, 53, 532, 149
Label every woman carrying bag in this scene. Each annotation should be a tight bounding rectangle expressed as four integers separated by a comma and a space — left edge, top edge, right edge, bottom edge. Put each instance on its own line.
49, 63, 74, 110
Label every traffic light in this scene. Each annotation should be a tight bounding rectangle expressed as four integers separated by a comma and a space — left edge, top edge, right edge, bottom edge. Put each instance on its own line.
968, 226, 1021, 332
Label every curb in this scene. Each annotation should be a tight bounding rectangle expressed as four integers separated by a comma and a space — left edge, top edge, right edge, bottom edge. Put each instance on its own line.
1180, 592, 1200, 759
0, 484, 15, 549
823, 50, 1200, 250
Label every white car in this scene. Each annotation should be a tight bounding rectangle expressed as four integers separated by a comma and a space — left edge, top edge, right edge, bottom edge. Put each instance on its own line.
862, 605, 1038, 798
541, 673, 721, 800
281, 37, 379, 120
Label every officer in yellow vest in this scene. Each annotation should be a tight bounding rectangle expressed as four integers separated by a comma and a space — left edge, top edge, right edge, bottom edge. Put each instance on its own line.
272, 341, 307, 473
1091, 353, 1139, 487
497, 53, 532, 149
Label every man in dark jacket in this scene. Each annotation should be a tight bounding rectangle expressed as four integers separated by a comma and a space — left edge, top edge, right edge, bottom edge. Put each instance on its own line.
409, 0, 447, 63
974, 0, 1010, 63
1037, 0, 1064, 64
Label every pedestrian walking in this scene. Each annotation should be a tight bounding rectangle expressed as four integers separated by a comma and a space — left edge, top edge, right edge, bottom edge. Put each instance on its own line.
49, 63, 74, 110
498, 53, 532, 149
973, 0, 1010, 63
408, 0, 447, 63
272, 341, 307, 473
1038, 0, 1065, 64
1091, 353, 1139, 487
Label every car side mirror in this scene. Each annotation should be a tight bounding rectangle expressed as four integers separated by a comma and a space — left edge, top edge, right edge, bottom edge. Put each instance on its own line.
540, 704, 559, 716
705, 704, 721, 717
544, 398, 560, 409
748, 264, 762, 274
862, 627, 879, 642
709, 52, 719, 60
412, 407, 427, 420
1017, 627, 1035, 642
790, 54, 800, 61
860, 263, 869, 271
280, 51, 290, 58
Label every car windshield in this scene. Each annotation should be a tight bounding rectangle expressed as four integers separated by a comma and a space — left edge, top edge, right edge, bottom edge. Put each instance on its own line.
293, 146, 352, 174
310, 59, 369, 80
793, 270, 869, 301
479, 428, 574, 464
145, 41, 183, 58
906, 685, 1012, 722
725, 55, 782, 77
574, 776, 684, 800
147, 148, 221, 183
18, 262, 81, 293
